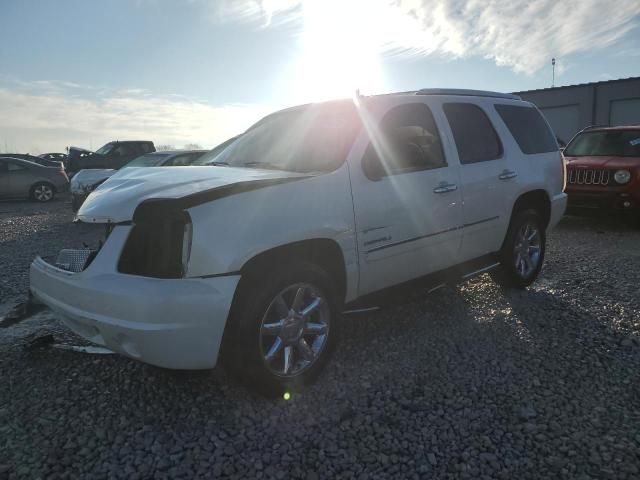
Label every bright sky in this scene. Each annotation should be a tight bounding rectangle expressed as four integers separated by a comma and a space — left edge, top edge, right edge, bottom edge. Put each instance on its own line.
1, 0, 639, 153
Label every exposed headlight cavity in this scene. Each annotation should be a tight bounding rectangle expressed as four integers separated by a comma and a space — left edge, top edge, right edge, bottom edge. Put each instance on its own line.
119, 202, 193, 278
614, 170, 631, 184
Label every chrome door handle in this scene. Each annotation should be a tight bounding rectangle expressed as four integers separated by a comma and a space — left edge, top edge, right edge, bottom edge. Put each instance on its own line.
499, 170, 518, 180
433, 183, 458, 194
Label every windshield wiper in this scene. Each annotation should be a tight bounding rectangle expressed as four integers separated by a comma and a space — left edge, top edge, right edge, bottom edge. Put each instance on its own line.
208, 161, 230, 166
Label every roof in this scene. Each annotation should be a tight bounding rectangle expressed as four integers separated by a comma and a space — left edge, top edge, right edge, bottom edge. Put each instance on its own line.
513, 76, 640, 95
414, 88, 520, 100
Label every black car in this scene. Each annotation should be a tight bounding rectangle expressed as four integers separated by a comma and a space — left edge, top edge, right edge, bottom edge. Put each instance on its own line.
0, 153, 64, 168
40, 152, 68, 163
66, 140, 155, 175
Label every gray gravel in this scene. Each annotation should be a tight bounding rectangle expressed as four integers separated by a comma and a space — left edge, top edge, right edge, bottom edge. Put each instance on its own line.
1, 201, 640, 479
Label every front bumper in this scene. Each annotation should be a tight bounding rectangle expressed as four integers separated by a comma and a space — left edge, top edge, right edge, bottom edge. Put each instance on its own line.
566, 191, 640, 212
29, 229, 240, 369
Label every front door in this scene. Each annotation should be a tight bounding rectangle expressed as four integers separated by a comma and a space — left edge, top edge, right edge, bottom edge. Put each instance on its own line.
349, 100, 463, 296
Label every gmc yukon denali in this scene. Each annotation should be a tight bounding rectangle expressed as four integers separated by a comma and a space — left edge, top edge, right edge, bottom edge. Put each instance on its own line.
30, 89, 567, 394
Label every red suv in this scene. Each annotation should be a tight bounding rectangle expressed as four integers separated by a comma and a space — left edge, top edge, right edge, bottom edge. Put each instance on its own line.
564, 126, 640, 218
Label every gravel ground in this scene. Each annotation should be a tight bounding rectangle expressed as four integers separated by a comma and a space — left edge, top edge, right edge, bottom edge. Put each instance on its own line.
1, 200, 640, 479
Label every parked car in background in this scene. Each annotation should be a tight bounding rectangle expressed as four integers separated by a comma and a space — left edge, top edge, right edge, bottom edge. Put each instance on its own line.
564, 125, 640, 219
70, 150, 206, 211
66, 140, 155, 176
0, 157, 68, 202
40, 152, 68, 163
1, 153, 64, 168
30, 90, 566, 394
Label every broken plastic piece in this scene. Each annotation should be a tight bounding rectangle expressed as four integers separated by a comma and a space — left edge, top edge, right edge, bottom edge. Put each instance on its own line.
52, 344, 114, 354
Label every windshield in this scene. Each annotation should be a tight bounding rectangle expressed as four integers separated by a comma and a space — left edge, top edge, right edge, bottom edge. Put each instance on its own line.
202, 102, 362, 173
95, 142, 114, 155
125, 153, 170, 167
565, 130, 640, 157
191, 136, 241, 165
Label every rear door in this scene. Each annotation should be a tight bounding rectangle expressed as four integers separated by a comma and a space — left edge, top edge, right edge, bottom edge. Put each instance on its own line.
5, 161, 35, 197
349, 99, 463, 295
441, 100, 514, 262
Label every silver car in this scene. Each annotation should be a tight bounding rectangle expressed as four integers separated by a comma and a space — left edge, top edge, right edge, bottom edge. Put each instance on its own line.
0, 157, 69, 202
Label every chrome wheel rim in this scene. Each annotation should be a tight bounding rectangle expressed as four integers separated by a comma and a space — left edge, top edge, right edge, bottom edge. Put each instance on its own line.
259, 283, 330, 378
514, 222, 541, 278
34, 185, 53, 201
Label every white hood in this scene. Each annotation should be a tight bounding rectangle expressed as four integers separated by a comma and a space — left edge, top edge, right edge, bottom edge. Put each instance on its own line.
70, 169, 116, 194
77, 166, 305, 223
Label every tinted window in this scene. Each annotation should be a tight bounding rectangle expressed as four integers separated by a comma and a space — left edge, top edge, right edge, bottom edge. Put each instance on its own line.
113, 144, 137, 157
363, 103, 446, 179
564, 130, 640, 157
443, 103, 502, 164
7, 162, 26, 171
126, 153, 170, 167
166, 154, 194, 166
495, 104, 557, 154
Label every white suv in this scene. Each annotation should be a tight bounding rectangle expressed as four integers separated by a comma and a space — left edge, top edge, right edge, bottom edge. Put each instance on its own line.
30, 89, 567, 394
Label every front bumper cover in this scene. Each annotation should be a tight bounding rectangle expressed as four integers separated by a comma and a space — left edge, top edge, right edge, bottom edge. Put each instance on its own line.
29, 227, 240, 369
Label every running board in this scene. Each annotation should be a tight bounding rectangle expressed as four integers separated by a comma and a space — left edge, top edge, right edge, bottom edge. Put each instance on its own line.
461, 263, 500, 280
342, 255, 501, 313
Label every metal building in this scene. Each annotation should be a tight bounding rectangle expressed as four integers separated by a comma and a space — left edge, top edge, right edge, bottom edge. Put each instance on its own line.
514, 76, 640, 145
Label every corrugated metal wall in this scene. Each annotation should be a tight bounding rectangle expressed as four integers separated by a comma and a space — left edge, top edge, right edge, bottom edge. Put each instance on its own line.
514, 77, 640, 143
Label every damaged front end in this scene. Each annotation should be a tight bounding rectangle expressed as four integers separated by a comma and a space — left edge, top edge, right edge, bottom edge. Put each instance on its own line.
29, 197, 238, 370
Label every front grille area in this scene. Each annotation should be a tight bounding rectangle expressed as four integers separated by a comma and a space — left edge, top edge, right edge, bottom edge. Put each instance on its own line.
54, 249, 97, 272
567, 168, 610, 186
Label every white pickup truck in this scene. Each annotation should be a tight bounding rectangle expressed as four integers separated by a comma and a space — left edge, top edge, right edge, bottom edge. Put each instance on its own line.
30, 89, 567, 394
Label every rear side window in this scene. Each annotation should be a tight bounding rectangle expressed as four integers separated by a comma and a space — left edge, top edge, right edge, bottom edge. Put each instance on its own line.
362, 102, 446, 179
443, 103, 502, 164
495, 104, 557, 154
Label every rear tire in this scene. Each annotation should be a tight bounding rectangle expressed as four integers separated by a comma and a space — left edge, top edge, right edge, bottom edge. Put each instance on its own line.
223, 262, 339, 396
30, 182, 55, 203
491, 209, 546, 289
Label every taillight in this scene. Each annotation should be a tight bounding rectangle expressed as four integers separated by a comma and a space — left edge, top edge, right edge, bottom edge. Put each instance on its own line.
560, 152, 567, 191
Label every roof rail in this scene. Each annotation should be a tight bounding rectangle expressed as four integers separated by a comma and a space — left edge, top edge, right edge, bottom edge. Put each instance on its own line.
415, 88, 521, 100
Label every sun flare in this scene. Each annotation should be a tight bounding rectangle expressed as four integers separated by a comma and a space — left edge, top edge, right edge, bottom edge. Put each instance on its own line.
292, 0, 386, 102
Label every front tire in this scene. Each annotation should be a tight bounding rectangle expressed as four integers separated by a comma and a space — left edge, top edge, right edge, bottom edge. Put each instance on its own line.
31, 182, 55, 202
491, 209, 546, 289
224, 262, 339, 396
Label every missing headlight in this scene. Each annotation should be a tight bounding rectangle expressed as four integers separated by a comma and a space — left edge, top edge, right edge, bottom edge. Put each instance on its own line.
118, 201, 192, 279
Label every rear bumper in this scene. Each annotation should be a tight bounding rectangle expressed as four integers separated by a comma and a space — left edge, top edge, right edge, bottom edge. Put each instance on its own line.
549, 192, 568, 228
30, 255, 240, 369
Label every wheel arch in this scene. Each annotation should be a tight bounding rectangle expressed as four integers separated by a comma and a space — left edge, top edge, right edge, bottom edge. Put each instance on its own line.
238, 238, 347, 305
510, 189, 551, 227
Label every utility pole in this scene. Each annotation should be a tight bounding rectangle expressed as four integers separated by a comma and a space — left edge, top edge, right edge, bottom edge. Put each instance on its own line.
552, 58, 556, 88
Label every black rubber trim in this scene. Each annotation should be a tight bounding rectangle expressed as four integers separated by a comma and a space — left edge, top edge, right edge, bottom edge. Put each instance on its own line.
197, 270, 241, 279
365, 215, 499, 254
133, 177, 308, 222
463, 215, 500, 228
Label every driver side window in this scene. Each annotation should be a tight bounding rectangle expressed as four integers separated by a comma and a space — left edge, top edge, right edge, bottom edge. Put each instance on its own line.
362, 102, 446, 180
